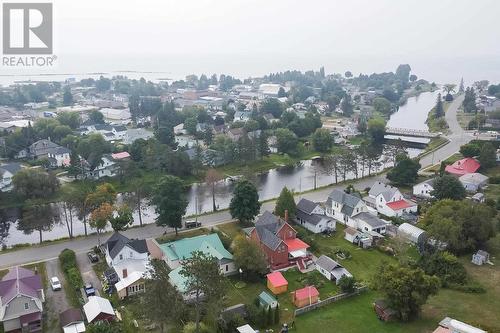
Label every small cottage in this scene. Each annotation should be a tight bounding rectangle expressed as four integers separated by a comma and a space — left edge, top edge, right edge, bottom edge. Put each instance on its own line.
459, 173, 489, 192
471, 250, 490, 266
83, 296, 115, 324
315, 255, 352, 285
292, 286, 319, 308
266, 272, 288, 295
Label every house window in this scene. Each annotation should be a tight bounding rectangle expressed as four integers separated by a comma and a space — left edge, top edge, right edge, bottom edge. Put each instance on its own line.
225, 265, 229, 272
119, 254, 123, 260
129, 251, 133, 258
24, 303, 29, 310
364, 227, 368, 231
380, 198, 383, 202
288, 231, 293, 237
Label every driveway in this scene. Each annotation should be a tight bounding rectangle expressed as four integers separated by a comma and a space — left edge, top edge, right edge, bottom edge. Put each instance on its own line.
45, 259, 69, 331
76, 252, 101, 298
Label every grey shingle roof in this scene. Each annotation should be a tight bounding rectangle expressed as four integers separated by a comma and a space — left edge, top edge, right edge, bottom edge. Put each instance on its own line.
328, 189, 362, 208
297, 198, 317, 215
316, 255, 342, 272
106, 232, 149, 259
0, 162, 22, 175
355, 212, 386, 228
368, 181, 399, 201
254, 211, 284, 250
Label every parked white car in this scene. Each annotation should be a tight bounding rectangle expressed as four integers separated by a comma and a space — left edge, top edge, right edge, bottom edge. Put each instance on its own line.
50, 277, 62, 291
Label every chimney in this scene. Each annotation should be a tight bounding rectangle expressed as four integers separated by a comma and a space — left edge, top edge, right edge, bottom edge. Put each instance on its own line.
122, 268, 128, 278
284, 210, 289, 223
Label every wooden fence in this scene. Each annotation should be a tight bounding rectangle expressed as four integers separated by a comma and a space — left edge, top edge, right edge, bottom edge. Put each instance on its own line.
294, 286, 367, 316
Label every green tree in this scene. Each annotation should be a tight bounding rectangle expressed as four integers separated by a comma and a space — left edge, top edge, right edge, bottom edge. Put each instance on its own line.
57, 112, 80, 129
76, 133, 111, 170
435, 93, 444, 118
443, 84, 456, 102
184, 117, 197, 135
89, 110, 105, 124
89, 202, 114, 246
123, 178, 152, 227
479, 142, 496, 169
431, 175, 466, 200
340, 95, 353, 116
275, 128, 298, 155
367, 118, 386, 143
231, 235, 268, 281
109, 204, 133, 231
230, 179, 261, 224
274, 187, 296, 219
418, 251, 467, 286
142, 259, 185, 333
13, 168, 59, 199
459, 143, 480, 157
180, 251, 226, 333
387, 154, 421, 185
373, 97, 392, 115
62, 86, 73, 106
86, 322, 122, 333
312, 128, 333, 152
152, 175, 188, 235
20, 201, 60, 244
422, 199, 497, 254
338, 276, 356, 294
373, 263, 439, 321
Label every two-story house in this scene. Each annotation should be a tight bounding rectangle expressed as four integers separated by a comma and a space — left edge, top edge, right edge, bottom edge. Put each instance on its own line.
105, 232, 150, 299
325, 189, 367, 228
18, 140, 71, 167
413, 178, 435, 198
295, 198, 336, 234
244, 211, 309, 270
365, 181, 417, 217
0, 163, 22, 192
0, 266, 45, 333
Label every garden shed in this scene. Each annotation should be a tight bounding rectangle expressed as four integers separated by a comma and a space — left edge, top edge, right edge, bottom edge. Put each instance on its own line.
292, 286, 319, 308
258, 291, 278, 309
267, 271, 288, 294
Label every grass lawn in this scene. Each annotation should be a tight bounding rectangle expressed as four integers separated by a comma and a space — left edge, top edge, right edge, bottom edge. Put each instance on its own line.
155, 227, 212, 244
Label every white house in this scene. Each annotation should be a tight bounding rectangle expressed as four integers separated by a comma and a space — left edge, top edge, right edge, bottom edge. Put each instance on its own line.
315, 255, 352, 284
295, 198, 335, 234
325, 189, 367, 228
355, 212, 387, 235
366, 181, 417, 217
0, 163, 22, 192
105, 232, 150, 299
459, 173, 489, 192
413, 179, 435, 198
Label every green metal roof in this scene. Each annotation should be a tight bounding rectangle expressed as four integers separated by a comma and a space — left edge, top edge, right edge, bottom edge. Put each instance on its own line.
168, 267, 188, 293
159, 233, 233, 262
258, 291, 277, 306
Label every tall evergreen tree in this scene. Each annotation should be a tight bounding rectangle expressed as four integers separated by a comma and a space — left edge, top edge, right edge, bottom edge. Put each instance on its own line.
274, 187, 296, 219
435, 93, 444, 118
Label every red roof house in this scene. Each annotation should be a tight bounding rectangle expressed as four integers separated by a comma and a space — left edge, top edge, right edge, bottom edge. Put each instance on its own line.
445, 158, 480, 176
266, 272, 288, 295
292, 286, 319, 308
244, 211, 309, 269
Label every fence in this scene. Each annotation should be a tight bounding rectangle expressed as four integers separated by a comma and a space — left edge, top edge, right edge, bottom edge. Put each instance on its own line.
294, 286, 367, 316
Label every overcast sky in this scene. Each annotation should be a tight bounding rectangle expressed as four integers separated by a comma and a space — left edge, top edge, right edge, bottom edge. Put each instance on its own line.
3, 0, 500, 83
55, 0, 500, 57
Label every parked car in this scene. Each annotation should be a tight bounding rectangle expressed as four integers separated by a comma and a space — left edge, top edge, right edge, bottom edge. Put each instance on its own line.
87, 252, 99, 263
185, 220, 202, 229
50, 277, 61, 291
84, 283, 96, 297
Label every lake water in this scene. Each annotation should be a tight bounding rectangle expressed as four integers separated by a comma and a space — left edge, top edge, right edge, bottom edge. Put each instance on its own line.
0, 91, 433, 248
387, 90, 441, 131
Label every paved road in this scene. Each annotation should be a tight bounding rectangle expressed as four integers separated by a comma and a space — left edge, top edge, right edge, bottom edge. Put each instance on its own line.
419, 94, 473, 169
45, 259, 69, 332
76, 252, 101, 298
0, 174, 384, 270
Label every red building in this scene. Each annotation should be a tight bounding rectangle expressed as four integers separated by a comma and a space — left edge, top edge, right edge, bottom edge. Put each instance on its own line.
445, 157, 480, 176
244, 211, 309, 269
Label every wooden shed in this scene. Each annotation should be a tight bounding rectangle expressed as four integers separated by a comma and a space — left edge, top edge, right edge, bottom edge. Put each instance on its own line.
373, 299, 397, 321
292, 286, 319, 308
266, 271, 288, 295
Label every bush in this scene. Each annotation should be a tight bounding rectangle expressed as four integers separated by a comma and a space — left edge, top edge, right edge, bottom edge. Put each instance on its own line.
489, 176, 500, 184
67, 267, 83, 289
448, 282, 486, 294
59, 249, 77, 273
338, 276, 356, 294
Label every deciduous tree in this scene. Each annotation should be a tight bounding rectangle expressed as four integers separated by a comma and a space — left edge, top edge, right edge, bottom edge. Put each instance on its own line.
431, 175, 466, 200
152, 175, 188, 235
229, 179, 261, 224
274, 187, 296, 219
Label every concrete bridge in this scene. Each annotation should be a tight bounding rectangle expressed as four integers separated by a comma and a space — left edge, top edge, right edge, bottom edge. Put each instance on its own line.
385, 127, 440, 138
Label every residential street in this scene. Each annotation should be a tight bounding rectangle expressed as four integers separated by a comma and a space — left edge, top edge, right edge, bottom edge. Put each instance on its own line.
419, 94, 473, 169
0, 174, 384, 270
45, 259, 70, 332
